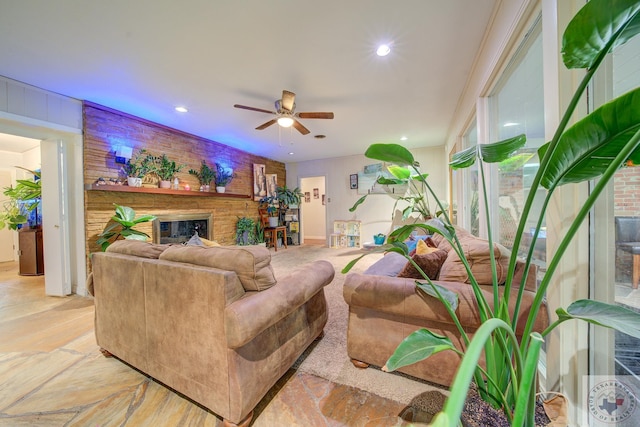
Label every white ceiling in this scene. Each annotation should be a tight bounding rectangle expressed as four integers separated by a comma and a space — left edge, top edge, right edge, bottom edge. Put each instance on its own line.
0, 1, 498, 162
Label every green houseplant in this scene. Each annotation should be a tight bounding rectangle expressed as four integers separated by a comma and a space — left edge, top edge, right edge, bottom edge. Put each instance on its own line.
235, 216, 256, 246
275, 185, 304, 208
96, 204, 157, 251
153, 153, 185, 187
189, 160, 216, 191
344, 1, 640, 425
0, 168, 41, 230
122, 149, 154, 187
213, 162, 236, 193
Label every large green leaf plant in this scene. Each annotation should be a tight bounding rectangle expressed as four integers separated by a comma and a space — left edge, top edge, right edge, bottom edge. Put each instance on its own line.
96, 204, 157, 251
344, 1, 640, 425
0, 168, 41, 230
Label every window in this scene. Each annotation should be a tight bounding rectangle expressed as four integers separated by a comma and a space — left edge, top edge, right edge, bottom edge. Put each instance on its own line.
487, 21, 546, 267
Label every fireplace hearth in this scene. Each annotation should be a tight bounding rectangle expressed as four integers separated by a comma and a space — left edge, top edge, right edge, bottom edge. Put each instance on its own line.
153, 213, 213, 244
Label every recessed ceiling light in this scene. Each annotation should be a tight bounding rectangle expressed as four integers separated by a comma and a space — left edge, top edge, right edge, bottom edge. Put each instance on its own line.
376, 44, 391, 56
503, 122, 519, 127
400, 136, 408, 141
314, 134, 326, 139
288, 151, 294, 155
175, 106, 188, 113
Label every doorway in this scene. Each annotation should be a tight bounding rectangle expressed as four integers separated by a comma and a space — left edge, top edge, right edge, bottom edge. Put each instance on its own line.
299, 176, 327, 245
0, 125, 84, 296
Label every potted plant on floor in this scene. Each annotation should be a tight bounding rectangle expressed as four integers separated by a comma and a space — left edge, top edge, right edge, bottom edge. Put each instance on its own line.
96, 204, 157, 251
235, 216, 256, 246
255, 221, 266, 246
189, 160, 215, 191
213, 162, 236, 193
345, 1, 640, 425
153, 154, 185, 188
122, 149, 153, 188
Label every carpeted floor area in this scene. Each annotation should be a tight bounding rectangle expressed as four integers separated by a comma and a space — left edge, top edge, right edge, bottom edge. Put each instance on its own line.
270, 244, 449, 406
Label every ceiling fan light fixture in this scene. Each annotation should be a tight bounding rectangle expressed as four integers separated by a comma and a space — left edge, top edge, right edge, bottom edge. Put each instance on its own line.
277, 116, 294, 128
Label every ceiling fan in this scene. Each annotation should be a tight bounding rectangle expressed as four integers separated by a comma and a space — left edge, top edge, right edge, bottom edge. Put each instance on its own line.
234, 90, 334, 135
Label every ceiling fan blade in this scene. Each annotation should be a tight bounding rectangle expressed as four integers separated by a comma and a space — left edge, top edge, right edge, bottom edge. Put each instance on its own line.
291, 119, 310, 135
296, 112, 334, 119
281, 90, 296, 112
234, 104, 274, 115
256, 119, 277, 130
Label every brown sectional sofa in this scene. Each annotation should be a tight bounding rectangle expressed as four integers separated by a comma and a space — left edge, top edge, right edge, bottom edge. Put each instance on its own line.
343, 228, 549, 387
90, 240, 334, 426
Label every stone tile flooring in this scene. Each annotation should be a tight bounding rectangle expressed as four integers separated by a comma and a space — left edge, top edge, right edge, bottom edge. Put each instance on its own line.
0, 261, 431, 426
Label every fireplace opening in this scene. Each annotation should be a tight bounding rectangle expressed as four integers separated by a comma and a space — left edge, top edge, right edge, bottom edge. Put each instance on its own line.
152, 213, 213, 244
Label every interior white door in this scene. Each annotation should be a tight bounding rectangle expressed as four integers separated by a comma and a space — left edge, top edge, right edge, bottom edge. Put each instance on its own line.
40, 139, 71, 296
0, 170, 15, 262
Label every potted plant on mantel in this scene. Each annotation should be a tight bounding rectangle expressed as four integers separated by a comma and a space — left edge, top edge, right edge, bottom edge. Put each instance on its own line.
122, 149, 153, 188
213, 162, 236, 193
188, 160, 215, 192
345, 1, 640, 425
153, 154, 185, 188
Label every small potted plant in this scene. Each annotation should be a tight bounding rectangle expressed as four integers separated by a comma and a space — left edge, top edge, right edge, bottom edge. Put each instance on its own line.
153, 154, 185, 188
188, 160, 215, 191
235, 216, 256, 246
122, 149, 153, 187
213, 162, 237, 193
260, 195, 280, 227
255, 221, 265, 246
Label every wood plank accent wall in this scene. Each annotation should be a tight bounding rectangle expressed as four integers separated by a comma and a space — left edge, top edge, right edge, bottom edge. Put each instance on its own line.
83, 102, 285, 267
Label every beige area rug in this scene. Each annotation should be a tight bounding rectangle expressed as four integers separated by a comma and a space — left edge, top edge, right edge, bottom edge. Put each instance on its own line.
269, 245, 449, 406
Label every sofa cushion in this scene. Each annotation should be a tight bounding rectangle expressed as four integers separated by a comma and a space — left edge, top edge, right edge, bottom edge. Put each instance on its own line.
438, 234, 510, 285
397, 249, 448, 279
106, 240, 171, 259
363, 252, 408, 277
159, 245, 277, 291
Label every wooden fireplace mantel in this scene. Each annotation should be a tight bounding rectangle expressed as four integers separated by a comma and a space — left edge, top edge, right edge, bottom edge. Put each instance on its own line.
84, 184, 251, 199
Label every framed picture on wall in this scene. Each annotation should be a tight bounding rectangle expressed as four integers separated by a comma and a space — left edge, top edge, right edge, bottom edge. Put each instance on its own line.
350, 173, 358, 189
266, 174, 277, 198
253, 164, 267, 201
304, 192, 311, 203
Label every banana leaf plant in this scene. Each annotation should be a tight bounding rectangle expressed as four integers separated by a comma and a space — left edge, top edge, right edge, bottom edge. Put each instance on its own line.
96, 204, 157, 251
344, 1, 640, 425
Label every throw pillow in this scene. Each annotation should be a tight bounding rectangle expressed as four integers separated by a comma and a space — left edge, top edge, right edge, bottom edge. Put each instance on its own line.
397, 249, 448, 279
363, 252, 409, 277
438, 234, 510, 285
200, 237, 221, 247
416, 238, 439, 255
186, 233, 205, 246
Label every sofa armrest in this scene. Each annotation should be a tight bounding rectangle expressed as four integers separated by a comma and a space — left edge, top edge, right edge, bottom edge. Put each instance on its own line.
225, 260, 334, 348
